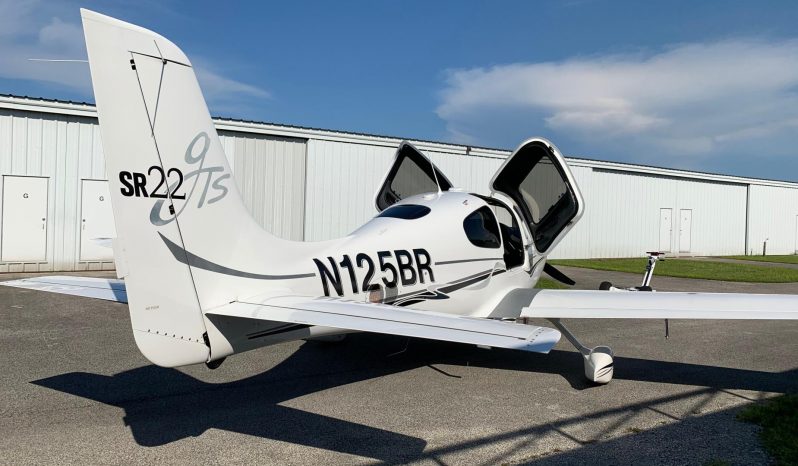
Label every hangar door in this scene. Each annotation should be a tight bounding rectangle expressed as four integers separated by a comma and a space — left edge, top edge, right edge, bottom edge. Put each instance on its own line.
223, 131, 307, 241
679, 209, 692, 253
659, 208, 672, 252
2, 176, 48, 262
80, 179, 116, 261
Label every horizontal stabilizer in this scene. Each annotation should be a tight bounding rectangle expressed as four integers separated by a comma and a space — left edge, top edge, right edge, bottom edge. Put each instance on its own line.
1, 276, 127, 303
207, 295, 561, 353
522, 290, 798, 319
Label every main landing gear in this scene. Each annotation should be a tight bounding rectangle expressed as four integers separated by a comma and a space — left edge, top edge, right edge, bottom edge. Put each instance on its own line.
548, 318, 614, 384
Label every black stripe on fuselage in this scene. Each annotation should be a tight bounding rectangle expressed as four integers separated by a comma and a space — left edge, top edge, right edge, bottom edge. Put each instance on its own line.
439, 269, 504, 294
435, 257, 503, 265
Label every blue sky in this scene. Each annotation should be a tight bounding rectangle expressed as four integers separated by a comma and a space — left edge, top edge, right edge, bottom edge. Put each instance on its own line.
2, 0, 798, 180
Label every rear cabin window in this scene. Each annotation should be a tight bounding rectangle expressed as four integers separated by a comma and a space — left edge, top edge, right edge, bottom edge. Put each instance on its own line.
389, 156, 439, 201
376, 144, 453, 211
377, 204, 431, 220
463, 206, 501, 249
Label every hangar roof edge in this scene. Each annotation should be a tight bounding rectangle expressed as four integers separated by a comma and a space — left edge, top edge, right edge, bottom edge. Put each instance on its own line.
1, 93, 796, 189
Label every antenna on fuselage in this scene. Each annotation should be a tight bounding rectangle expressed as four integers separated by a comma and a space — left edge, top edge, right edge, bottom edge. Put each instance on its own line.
28, 58, 89, 63
429, 152, 443, 196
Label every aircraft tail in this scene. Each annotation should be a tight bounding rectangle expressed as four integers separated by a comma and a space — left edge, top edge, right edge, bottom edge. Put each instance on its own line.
82, 10, 315, 366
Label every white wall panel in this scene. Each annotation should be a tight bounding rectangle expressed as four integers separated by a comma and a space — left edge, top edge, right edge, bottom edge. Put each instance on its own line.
0, 109, 110, 272
748, 185, 798, 255
675, 176, 747, 256
550, 168, 747, 259
2, 96, 797, 272
427, 152, 504, 195
218, 130, 306, 241
304, 140, 396, 241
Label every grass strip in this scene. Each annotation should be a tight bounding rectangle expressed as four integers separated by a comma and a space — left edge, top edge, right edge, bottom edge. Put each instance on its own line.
723, 255, 798, 265
548, 258, 798, 282
737, 394, 798, 466
534, 277, 569, 289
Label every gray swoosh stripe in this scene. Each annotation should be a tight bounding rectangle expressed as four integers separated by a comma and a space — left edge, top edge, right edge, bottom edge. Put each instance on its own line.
435, 257, 503, 265
159, 232, 316, 280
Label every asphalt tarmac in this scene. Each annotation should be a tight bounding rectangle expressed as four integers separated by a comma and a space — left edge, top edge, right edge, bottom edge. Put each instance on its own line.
1, 269, 797, 465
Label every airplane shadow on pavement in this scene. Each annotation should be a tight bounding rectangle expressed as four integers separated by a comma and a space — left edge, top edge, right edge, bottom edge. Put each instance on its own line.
31, 333, 797, 463
32, 334, 429, 461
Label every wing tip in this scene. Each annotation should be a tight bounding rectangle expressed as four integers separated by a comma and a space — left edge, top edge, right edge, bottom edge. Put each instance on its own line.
524, 327, 561, 354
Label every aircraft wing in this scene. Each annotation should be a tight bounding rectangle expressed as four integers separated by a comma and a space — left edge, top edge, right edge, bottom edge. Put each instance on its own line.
207, 295, 561, 353
0, 276, 127, 303
517, 289, 798, 319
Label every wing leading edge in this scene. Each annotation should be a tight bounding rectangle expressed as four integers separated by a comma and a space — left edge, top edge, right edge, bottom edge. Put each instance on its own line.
521, 289, 798, 320
207, 295, 561, 353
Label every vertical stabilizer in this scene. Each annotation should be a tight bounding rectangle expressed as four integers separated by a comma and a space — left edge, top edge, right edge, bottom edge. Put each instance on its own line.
82, 10, 315, 366
82, 9, 210, 366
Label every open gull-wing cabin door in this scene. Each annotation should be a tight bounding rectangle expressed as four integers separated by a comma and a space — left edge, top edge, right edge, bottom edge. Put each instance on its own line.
375, 142, 453, 211
490, 139, 583, 256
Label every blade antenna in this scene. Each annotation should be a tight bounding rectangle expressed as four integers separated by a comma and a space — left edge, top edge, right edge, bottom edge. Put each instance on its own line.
28, 58, 88, 63
429, 152, 442, 196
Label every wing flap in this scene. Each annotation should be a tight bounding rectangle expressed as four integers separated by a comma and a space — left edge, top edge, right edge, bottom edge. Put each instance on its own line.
0, 276, 127, 303
522, 290, 798, 319
207, 295, 561, 353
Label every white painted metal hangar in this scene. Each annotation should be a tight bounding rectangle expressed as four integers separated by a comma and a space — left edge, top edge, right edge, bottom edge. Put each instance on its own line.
1, 94, 797, 272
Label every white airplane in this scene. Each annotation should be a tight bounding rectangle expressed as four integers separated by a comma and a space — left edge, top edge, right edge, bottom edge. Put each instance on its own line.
6, 9, 798, 384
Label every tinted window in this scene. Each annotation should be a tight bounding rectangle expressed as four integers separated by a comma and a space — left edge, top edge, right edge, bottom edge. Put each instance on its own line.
519, 157, 568, 224
377, 204, 431, 220
390, 156, 439, 201
376, 144, 452, 211
463, 206, 501, 249
478, 196, 525, 269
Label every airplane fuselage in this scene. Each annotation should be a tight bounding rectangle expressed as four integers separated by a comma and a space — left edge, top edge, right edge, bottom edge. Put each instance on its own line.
297, 191, 542, 317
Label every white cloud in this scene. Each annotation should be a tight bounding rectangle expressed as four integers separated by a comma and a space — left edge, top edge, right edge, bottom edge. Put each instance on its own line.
38, 17, 84, 54
0, 0, 269, 108
437, 39, 798, 159
193, 61, 271, 115
196, 67, 271, 100
0, 0, 91, 93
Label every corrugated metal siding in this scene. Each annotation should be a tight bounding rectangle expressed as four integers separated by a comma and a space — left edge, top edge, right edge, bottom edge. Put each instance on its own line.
218, 130, 306, 241
550, 168, 747, 259
304, 140, 396, 241
0, 109, 110, 272
3, 97, 798, 270
747, 185, 798, 255
427, 151, 505, 195
303, 141, 508, 241
674, 176, 747, 256
305, 137, 752, 258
